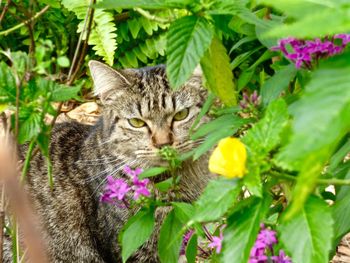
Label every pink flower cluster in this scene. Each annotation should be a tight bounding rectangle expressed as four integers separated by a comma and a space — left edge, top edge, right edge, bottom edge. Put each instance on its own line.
239, 90, 261, 109
100, 166, 150, 207
272, 34, 350, 68
249, 224, 291, 263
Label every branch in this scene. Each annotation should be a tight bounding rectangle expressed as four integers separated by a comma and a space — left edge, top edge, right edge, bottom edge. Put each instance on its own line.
134, 8, 173, 23
0, 5, 50, 36
271, 171, 350, 186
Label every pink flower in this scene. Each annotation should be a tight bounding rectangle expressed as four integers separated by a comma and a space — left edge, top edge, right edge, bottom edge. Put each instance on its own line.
208, 233, 223, 253
100, 176, 130, 204
132, 176, 150, 199
272, 250, 292, 263
123, 166, 143, 177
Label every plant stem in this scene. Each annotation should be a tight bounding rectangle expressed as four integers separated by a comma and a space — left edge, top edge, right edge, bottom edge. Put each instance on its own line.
0, 5, 49, 36
134, 8, 172, 23
21, 140, 35, 182
272, 172, 350, 186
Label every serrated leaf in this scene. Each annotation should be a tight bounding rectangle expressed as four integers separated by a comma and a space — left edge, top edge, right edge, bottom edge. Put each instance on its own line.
243, 99, 289, 155
200, 37, 236, 106
90, 10, 117, 65
221, 196, 271, 263
128, 18, 142, 39
191, 179, 240, 223
261, 64, 297, 106
158, 209, 183, 263
167, 16, 213, 89
120, 208, 155, 263
279, 196, 334, 263
18, 111, 41, 144
51, 84, 81, 102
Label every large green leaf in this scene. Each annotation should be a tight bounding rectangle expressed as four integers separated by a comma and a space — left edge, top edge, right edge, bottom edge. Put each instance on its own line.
166, 16, 213, 89
119, 208, 155, 263
265, 8, 350, 38
261, 64, 297, 107
278, 196, 334, 263
276, 55, 350, 217
18, 110, 42, 144
200, 37, 236, 106
190, 178, 240, 223
158, 209, 183, 263
221, 196, 271, 263
242, 99, 289, 196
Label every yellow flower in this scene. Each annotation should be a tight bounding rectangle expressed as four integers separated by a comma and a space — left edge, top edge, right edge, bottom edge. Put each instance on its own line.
209, 137, 247, 178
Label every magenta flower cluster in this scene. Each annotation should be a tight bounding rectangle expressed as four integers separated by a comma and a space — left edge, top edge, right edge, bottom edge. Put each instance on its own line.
100, 166, 150, 207
249, 224, 291, 263
271, 34, 350, 68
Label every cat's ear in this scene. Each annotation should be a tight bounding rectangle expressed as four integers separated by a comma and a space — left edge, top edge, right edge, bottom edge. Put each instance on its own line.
88, 60, 136, 104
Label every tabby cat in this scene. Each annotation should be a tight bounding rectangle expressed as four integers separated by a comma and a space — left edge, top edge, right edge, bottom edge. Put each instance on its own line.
9, 61, 213, 262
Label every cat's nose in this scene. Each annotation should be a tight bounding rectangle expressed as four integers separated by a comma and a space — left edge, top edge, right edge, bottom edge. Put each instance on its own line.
151, 130, 173, 149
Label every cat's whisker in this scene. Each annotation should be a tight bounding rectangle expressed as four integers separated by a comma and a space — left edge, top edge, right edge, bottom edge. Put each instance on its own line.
84, 159, 129, 183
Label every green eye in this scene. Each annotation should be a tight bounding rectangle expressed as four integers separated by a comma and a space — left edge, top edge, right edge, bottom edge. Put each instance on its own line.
128, 118, 146, 128
174, 108, 189, 121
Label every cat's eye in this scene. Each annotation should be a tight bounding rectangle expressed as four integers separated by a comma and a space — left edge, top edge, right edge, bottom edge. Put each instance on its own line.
173, 108, 189, 121
128, 118, 146, 128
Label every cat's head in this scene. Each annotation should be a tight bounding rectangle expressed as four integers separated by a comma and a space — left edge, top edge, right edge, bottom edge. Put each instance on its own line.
89, 61, 207, 167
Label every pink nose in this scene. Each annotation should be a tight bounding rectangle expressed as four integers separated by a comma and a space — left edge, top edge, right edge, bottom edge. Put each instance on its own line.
151, 130, 173, 149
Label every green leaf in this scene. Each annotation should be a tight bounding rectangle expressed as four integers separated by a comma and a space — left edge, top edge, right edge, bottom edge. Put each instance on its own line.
155, 178, 173, 192
333, 169, 350, 244
186, 234, 197, 263
191, 179, 240, 223
90, 10, 117, 65
261, 64, 297, 106
243, 99, 289, 155
190, 92, 215, 133
221, 196, 271, 263
0, 104, 7, 113
191, 114, 249, 140
192, 126, 237, 161
265, 8, 350, 38
328, 138, 350, 174
200, 37, 236, 106
18, 110, 42, 144
278, 196, 334, 263
158, 209, 183, 263
57, 56, 70, 68
62, 0, 117, 66
96, 0, 192, 9
51, 83, 82, 102
258, 0, 333, 19
172, 202, 194, 223
120, 208, 155, 263
167, 16, 214, 89
139, 167, 168, 179
276, 55, 350, 218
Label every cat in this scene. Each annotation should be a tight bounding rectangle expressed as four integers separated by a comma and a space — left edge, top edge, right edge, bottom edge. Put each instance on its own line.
6, 61, 213, 262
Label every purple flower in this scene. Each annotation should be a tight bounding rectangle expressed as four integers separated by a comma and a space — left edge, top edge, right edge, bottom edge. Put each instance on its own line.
208, 234, 223, 254
123, 166, 143, 177
100, 176, 131, 204
271, 34, 350, 69
239, 90, 261, 109
132, 176, 151, 200
180, 230, 194, 255
272, 250, 292, 263
249, 225, 292, 263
